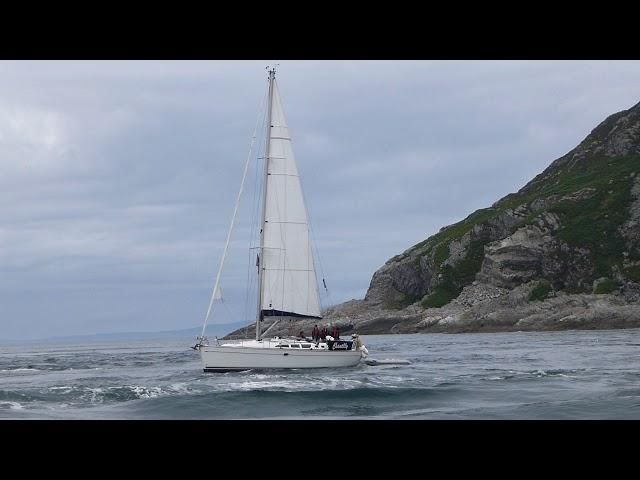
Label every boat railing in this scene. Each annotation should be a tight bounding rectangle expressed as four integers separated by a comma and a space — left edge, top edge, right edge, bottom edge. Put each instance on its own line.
218, 338, 244, 345
216, 337, 294, 347
216, 338, 264, 347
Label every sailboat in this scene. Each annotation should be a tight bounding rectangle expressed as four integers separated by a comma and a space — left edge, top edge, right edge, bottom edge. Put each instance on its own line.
194, 67, 367, 372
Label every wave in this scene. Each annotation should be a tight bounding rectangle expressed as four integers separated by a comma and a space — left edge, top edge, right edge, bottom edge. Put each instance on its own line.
529, 368, 579, 378
0, 383, 187, 408
106, 385, 460, 420
4, 331, 640, 419
0, 367, 40, 372
481, 368, 583, 381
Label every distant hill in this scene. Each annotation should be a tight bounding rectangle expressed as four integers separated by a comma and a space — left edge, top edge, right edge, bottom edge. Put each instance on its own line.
0, 322, 246, 345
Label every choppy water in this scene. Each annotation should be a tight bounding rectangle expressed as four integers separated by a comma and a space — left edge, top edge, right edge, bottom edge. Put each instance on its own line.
2, 329, 640, 419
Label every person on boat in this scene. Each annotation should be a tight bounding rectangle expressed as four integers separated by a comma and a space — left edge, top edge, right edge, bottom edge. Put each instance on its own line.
298, 330, 305, 339
332, 325, 340, 340
312, 325, 319, 341
320, 326, 327, 339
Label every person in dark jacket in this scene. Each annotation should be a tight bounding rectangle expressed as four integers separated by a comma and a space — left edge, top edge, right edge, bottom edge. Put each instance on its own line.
312, 325, 319, 342
332, 325, 340, 340
320, 326, 327, 340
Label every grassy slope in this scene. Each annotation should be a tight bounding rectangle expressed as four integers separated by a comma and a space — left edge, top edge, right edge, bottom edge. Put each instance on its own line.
408, 154, 640, 309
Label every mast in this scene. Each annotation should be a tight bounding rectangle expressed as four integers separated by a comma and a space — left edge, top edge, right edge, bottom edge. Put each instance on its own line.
255, 67, 275, 340
196, 74, 267, 346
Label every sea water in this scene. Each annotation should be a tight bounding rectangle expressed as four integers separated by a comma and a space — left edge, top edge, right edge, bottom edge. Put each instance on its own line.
2, 329, 640, 419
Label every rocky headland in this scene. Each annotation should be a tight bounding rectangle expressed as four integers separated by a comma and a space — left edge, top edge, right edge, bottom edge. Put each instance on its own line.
227, 100, 640, 338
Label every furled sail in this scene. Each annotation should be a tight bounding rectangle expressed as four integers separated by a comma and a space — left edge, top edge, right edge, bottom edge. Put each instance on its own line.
259, 78, 321, 318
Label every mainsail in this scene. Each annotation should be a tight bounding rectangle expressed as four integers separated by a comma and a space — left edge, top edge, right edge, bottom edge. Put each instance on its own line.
258, 73, 321, 319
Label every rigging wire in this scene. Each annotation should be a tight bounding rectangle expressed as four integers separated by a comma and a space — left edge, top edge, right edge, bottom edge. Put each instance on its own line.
242, 90, 269, 339
199, 89, 268, 339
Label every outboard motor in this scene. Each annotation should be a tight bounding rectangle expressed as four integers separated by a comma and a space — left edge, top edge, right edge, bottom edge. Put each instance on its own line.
352, 334, 368, 357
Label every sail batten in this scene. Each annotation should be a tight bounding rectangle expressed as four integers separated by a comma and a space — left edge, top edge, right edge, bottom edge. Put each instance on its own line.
258, 76, 321, 319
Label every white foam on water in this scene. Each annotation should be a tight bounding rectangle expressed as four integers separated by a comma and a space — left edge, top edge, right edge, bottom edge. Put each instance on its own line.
223, 381, 290, 391
49, 386, 75, 392
245, 374, 276, 380
45, 402, 70, 410
364, 375, 417, 388
0, 368, 39, 372
1, 401, 25, 410
220, 375, 366, 393
82, 387, 104, 403
128, 385, 163, 399
167, 383, 191, 394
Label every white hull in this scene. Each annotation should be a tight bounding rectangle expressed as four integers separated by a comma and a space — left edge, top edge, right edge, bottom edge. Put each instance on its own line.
199, 342, 362, 372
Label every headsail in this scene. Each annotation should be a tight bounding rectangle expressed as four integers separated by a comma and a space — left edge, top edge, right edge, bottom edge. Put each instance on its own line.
259, 75, 321, 319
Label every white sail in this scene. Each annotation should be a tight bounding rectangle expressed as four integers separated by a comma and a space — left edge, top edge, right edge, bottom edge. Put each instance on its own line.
259, 78, 321, 318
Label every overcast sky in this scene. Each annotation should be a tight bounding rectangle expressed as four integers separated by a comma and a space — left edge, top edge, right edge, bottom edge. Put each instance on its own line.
1, 60, 639, 340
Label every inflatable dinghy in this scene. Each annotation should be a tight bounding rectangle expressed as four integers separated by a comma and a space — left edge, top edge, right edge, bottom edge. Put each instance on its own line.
364, 358, 411, 366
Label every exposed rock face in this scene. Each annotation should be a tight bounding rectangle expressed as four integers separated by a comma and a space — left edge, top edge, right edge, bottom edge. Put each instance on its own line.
225, 101, 640, 339
478, 213, 561, 289
364, 253, 430, 308
327, 100, 640, 334
228, 282, 640, 339
622, 175, 640, 248
410, 283, 640, 334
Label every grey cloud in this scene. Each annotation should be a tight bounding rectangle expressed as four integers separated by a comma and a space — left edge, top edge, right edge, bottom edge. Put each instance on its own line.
1, 60, 639, 339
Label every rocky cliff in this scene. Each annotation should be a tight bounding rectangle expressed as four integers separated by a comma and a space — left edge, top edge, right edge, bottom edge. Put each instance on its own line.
227, 100, 640, 339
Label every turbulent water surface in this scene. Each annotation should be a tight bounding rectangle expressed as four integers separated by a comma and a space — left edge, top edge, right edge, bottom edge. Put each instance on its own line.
2, 329, 640, 419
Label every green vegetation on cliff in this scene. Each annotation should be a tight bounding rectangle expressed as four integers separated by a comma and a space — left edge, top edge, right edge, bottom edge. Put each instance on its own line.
407, 154, 638, 308
369, 101, 640, 312
550, 156, 636, 277
624, 265, 640, 282
421, 238, 489, 308
594, 278, 621, 294
529, 280, 552, 301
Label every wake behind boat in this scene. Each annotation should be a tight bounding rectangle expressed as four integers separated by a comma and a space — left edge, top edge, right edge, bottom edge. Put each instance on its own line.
194, 67, 368, 371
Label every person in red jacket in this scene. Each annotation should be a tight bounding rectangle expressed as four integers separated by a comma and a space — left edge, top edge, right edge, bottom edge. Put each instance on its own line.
332, 325, 340, 340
